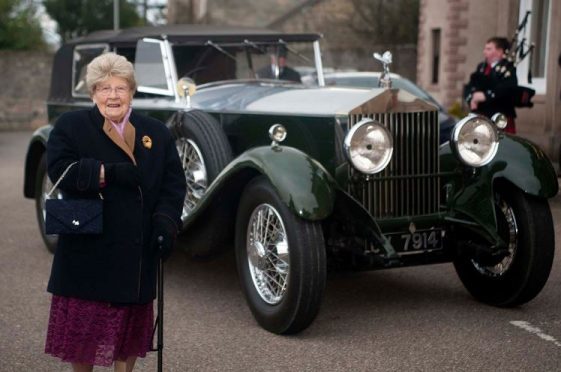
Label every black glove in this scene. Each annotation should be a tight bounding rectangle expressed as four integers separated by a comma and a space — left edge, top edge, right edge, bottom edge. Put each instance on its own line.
151, 215, 177, 261
104, 162, 141, 189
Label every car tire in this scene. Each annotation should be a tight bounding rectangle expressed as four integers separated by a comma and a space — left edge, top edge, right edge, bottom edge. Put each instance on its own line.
173, 110, 233, 255
453, 187, 554, 307
35, 152, 58, 253
235, 176, 327, 334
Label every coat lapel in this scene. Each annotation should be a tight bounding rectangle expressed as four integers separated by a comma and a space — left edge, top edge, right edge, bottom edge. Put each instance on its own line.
102, 119, 137, 165
123, 121, 136, 155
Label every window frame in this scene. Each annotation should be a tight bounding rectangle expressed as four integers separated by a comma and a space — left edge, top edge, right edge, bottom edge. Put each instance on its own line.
431, 28, 441, 84
516, 0, 551, 94
135, 38, 179, 100
71, 44, 110, 98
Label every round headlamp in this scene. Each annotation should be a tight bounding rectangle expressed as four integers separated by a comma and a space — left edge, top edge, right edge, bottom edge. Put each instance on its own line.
344, 119, 393, 174
269, 124, 287, 143
491, 113, 508, 130
452, 115, 499, 167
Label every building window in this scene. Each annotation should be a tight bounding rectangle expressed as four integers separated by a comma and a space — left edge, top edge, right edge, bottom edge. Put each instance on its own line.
516, 0, 550, 93
431, 28, 441, 84
530, 0, 549, 78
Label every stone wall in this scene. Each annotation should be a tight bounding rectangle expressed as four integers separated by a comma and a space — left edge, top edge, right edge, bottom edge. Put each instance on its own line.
0, 51, 52, 131
417, 0, 561, 166
417, 0, 518, 108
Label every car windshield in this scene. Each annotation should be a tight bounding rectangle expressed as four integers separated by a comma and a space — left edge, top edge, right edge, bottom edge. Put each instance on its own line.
171, 41, 316, 85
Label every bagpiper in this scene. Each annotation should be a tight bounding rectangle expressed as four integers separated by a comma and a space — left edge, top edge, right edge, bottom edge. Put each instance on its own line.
464, 37, 518, 133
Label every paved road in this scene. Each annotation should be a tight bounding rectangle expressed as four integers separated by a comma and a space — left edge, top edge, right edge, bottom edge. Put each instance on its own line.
1, 131, 561, 371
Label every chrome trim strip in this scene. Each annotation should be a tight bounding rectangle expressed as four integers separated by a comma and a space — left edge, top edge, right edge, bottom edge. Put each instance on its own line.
163, 38, 181, 103
313, 41, 325, 87
137, 86, 175, 96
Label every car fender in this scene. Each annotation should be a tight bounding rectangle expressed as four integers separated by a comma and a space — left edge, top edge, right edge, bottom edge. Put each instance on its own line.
491, 135, 558, 197
440, 135, 558, 245
183, 145, 337, 230
24, 125, 52, 198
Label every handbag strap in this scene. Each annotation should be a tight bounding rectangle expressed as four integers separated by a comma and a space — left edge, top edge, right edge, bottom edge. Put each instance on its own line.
46, 161, 104, 200
47, 161, 78, 198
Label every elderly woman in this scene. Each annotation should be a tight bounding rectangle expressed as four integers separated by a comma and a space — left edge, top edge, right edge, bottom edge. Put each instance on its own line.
44, 53, 186, 372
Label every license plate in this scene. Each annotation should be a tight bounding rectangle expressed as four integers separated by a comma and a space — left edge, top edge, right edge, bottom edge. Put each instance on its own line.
386, 229, 444, 255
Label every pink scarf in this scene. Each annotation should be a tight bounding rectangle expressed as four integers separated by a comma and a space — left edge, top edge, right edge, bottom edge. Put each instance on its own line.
109, 107, 132, 139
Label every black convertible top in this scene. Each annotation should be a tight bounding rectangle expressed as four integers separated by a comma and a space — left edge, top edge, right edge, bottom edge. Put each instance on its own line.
68, 24, 322, 46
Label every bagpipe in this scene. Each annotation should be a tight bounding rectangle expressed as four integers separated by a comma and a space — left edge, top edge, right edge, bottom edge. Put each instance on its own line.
513, 85, 535, 108
508, 10, 535, 108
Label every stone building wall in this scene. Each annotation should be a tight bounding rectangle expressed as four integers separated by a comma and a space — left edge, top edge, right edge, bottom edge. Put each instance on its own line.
0, 51, 52, 131
417, 0, 519, 109
418, 0, 561, 164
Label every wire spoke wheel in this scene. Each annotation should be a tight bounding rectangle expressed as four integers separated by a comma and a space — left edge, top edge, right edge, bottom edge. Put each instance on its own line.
472, 196, 518, 277
172, 110, 233, 257
246, 203, 290, 305
176, 137, 208, 221
453, 187, 554, 307
41, 169, 54, 220
40, 170, 63, 226
235, 176, 326, 334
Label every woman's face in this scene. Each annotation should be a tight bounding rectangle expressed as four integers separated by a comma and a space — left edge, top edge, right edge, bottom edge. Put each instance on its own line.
92, 76, 133, 122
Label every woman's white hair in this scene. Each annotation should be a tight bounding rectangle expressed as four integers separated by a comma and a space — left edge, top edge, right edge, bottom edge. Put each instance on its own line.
86, 52, 137, 96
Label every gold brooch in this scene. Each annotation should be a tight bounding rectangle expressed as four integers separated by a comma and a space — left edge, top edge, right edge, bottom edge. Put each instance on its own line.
142, 135, 152, 149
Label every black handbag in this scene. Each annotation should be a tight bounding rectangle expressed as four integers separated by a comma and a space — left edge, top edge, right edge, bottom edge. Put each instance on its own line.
45, 162, 103, 235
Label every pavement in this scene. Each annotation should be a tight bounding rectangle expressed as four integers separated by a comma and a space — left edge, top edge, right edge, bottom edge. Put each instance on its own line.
1, 130, 561, 371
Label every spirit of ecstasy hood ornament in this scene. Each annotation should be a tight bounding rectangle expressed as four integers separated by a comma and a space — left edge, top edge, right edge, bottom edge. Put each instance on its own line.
373, 51, 393, 88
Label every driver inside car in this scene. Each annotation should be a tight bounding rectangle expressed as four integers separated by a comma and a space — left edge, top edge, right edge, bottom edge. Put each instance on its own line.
256, 45, 301, 82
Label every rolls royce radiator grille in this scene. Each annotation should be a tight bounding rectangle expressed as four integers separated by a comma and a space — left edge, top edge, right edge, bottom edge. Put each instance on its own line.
347, 111, 440, 219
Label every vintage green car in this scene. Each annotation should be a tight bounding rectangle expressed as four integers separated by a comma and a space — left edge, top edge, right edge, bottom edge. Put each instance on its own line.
24, 25, 558, 334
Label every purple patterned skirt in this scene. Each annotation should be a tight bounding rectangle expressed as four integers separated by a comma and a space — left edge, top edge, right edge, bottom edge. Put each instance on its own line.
45, 295, 154, 367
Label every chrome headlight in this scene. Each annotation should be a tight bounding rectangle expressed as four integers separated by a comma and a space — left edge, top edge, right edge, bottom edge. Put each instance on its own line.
269, 123, 287, 144
452, 115, 499, 167
344, 119, 393, 174
491, 113, 508, 129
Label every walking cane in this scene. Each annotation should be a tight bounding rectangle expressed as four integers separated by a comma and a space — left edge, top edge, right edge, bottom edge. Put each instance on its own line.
151, 236, 165, 372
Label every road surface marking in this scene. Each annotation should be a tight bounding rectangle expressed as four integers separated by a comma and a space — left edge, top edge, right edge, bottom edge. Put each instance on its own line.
510, 320, 561, 347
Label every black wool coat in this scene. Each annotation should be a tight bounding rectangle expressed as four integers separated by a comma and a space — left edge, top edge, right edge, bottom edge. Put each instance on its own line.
46, 106, 186, 304
464, 58, 518, 118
